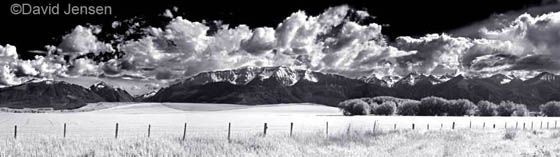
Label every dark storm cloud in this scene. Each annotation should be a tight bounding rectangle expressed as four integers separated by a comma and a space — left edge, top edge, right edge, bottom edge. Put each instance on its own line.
509, 55, 560, 71
469, 54, 519, 71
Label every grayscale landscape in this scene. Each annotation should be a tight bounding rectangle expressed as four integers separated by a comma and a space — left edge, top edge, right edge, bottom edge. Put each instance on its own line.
2, 0, 560, 156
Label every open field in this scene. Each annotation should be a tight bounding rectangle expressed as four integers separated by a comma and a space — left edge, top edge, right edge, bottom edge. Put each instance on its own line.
1, 103, 560, 156
2, 129, 560, 156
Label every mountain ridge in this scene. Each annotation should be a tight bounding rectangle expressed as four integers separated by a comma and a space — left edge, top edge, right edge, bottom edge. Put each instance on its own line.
146, 66, 560, 110
2, 66, 560, 110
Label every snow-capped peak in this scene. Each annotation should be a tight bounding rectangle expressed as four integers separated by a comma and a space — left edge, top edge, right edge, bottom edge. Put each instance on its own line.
92, 81, 108, 88
395, 73, 441, 86
303, 69, 318, 82
381, 75, 401, 87
358, 73, 388, 86
397, 73, 421, 86
269, 66, 300, 86
184, 66, 309, 87
488, 74, 513, 84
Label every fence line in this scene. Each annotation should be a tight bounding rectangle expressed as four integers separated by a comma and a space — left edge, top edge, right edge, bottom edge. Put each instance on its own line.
4, 120, 560, 140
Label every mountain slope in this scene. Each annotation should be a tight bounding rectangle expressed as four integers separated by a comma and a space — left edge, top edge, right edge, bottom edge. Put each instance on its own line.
145, 67, 560, 110
90, 82, 135, 102
0, 80, 105, 109
146, 67, 370, 106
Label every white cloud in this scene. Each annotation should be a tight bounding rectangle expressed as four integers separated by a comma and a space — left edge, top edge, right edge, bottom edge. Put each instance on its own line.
482, 12, 560, 56
68, 58, 100, 76
241, 27, 276, 55
0, 44, 18, 59
4, 5, 556, 83
163, 9, 174, 18
0, 65, 20, 86
116, 5, 420, 78
58, 25, 114, 56
394, 34, 472, 75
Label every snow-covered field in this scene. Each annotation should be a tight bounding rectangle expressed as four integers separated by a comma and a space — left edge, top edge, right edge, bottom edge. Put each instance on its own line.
1, 103, 560, 139
2, 103, 560, 156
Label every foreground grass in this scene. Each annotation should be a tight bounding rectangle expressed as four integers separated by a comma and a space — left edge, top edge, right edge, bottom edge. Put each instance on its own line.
1, 129, 560, 156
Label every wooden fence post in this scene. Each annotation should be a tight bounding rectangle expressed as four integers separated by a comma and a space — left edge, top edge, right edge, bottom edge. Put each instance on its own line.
452, 122, 455, 130
263, 123, 268, 137
469, 121, 472, 129
531, 122, 534, 130
228, 122, 231, 142
412, 123, 415, 130
373, 121, 377, 133
555, 121, 557, 129
14, 125, 17, 139
516, 122, 518, 129
63, 123, 67, 138
440, 123, 443, 130
427, 124, 429, 130
182, 123, 187, 140
148, 124, 151, 138
115, 123, 119, 139
290, 122, 293, 137
547, 122, 550, 129
394, 123, 397, 131
540, 121, 543, 129
325, 122, 329, 138
483, 122, 485, 129
493, 124, 495, 129
523, 123, 526, 130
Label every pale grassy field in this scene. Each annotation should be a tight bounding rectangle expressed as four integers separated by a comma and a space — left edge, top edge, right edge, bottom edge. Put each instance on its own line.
1, 129, 560, 156
1, 103, 560, 156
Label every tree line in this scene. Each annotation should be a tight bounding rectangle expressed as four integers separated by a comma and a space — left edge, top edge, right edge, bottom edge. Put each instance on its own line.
338, 96, 560, 117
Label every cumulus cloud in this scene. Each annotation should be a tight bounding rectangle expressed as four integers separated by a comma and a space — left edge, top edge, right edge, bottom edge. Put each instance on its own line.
394, 34, 472, 75
85, 6, 560, 79
0, 65, 20, 86
67, 58, 100, 76
450, 0, 560, 38
0, 44, 68, 86
0, 44, 18, 59
476, 12, 560, 73
58, 25, 114, 56
241, 27, 276, 55
4, 4, 560, 86
115, 5, 413, 78
387, 11, 560, 78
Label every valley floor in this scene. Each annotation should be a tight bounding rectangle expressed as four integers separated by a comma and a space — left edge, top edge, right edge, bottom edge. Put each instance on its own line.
0, 103, 559, 156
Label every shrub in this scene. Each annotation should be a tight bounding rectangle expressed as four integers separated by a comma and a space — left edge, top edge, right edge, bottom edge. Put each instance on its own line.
397, 100, 420, 116
368, 102, 379, 114
512, 105, 528, 116
373, 101, 397, 115
477, 101, 498, 116
497, 101, 528, 117
369, 96, 412, 107
418, 96, 450, 116
338, 99, 370, 116
540, 101, 560, 117
503, 129, 517, 140
447, 99, 477, 116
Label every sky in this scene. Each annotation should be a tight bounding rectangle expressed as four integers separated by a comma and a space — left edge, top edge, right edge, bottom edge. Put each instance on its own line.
1, 0, 560, 86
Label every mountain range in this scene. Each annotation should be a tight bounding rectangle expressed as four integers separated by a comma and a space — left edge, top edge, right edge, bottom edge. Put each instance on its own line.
1, 66, 560, 110
147, 66, 560, 110
0, 80, 133, 109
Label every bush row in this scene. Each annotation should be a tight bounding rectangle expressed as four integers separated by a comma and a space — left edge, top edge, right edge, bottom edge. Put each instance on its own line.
338, 96, 538, 116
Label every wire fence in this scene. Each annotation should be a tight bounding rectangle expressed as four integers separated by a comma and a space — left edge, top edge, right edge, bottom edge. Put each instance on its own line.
2, 119, 560, 140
